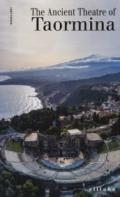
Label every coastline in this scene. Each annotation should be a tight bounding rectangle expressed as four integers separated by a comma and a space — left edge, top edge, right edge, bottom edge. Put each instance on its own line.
0, 73, 62, 110
35, 88, 57, 110
0, 75, 11, 82
0, 76, 48, 109
35, 88, 47, 108
0, 83, 44, 119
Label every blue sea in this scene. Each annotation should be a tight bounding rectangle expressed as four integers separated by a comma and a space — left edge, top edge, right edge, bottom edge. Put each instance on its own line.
0, 76, 43, 119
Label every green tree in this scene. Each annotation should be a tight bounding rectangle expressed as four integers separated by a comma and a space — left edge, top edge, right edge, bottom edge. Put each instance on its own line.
111, 115, 120, 136
23, 179, 39, 197
74, 191, 93, 197
113, 190, 120, 197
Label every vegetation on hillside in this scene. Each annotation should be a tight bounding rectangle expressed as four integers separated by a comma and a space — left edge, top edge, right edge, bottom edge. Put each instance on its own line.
74, 191, 93, 197
10, 106, 113, 136
6, 140, 22, 152
0, 170, 44, 197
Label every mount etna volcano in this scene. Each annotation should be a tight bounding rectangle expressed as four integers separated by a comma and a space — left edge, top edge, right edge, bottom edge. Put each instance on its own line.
3, 54, 120, 82
1, 54, 120, 107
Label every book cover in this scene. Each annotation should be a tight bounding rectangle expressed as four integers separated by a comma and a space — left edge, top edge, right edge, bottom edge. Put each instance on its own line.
0, 0, 120, 196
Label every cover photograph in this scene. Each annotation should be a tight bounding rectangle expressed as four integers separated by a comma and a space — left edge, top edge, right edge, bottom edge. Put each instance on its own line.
0, 0, 120, 196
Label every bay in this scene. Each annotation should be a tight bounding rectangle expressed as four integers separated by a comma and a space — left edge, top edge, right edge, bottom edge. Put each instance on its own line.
0, 85, 43, 119
0, 75, 11, 82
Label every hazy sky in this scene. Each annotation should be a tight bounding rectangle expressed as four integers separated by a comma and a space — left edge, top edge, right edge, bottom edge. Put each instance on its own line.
0, 0, 120, 71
